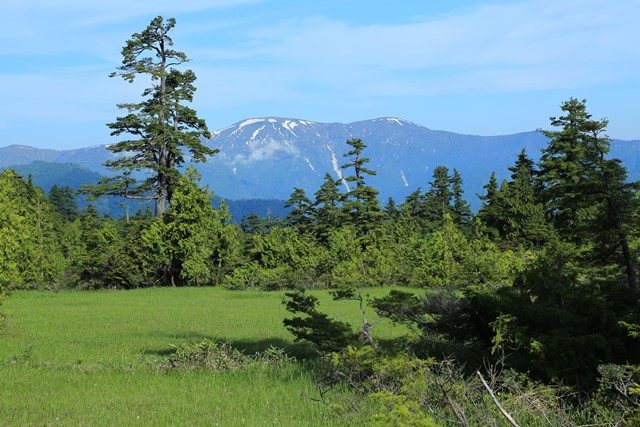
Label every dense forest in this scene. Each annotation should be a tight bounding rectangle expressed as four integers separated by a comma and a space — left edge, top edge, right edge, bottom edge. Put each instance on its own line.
2, 16, 639, 425
1, 97, 639, 424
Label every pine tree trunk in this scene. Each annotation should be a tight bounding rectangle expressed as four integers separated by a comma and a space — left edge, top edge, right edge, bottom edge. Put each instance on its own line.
155, 188, 166, 217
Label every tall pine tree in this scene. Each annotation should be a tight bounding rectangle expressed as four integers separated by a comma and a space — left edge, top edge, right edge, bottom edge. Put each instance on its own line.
340, 138, 381, 238
539, 98, 637, 289
423, 165, 453, 225
86, 17, 215, 216
451, 169, 472, 227
312, 173, 343, 243
285, 187, 314, 228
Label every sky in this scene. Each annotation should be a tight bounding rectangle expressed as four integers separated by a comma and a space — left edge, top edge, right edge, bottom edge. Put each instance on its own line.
1, 0, 639, 149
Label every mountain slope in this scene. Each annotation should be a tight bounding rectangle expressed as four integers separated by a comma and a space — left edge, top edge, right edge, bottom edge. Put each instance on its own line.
2, 161, 286, 221
200, 117, 640, 207
2, 117, 639, 208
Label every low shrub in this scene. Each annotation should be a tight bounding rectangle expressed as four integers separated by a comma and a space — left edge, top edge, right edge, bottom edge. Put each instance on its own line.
163, 339, 296, 371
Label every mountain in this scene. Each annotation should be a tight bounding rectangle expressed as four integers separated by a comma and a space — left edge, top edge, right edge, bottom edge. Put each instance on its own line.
2, 117, 639, 209
8, 161, 104, 194
0, 145, 116, 173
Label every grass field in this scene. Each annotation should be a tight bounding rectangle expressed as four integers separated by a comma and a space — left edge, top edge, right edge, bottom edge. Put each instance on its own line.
0, 287, 408, 426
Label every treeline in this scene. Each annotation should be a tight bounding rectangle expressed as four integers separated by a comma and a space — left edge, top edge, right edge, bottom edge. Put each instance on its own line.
0, 136, 524, 291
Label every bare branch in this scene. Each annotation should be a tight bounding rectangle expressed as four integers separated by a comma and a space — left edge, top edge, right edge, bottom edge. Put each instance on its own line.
477, 370, 520, 427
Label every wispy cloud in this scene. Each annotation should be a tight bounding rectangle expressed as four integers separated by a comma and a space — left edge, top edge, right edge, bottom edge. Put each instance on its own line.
225, 0, 639, 93
233, 138, 300, 164
1, 0, 639, 147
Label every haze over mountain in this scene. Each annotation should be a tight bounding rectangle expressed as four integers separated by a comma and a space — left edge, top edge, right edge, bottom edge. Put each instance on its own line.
2, 117, 639, 209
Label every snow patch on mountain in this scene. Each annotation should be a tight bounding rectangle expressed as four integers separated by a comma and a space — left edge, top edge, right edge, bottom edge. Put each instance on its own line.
250, 125, 266, 141
304, 157, 316, 173
400, 170, 409, 187
283, 120, 297, 130
329, 147, 350, 191
238, 118, 265, 129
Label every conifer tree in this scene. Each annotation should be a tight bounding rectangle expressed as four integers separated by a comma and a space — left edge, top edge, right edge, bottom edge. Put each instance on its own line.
240, 214, 267, 234
312, 173, 343, 242
0, 171, 25, 289
477, 171, 500, 235
499, 157, 551, 248
383, 197, 400, 221
0, 170, 65, 289
141, 167, 224, 286
340, 138, 381, 238
400, 188, 425, 219
49, 185, 79, 221
509, 149, 535, 178
423, 165, 453, 225
86, 16, 215, 216
285, 188, 314, 228
539, 98, 637, 289
451, 169, 472, 227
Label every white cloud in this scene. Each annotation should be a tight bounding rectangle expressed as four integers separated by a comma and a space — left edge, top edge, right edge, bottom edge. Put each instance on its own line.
0, 0, 263, 56
2, 0, 640, 147
233, 138, 300, 164
226, 0, 640, 93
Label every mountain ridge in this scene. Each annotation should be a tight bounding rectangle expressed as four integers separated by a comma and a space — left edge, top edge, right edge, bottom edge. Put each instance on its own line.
2, 117, 639, 209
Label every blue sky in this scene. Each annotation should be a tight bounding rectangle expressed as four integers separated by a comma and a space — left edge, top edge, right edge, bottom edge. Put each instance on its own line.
1, 0, 639, 149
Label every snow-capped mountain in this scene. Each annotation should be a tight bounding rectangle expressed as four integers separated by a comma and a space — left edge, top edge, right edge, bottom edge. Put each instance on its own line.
2, 117, 639, 208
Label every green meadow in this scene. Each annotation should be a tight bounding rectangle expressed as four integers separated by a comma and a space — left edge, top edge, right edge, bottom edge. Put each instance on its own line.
0, 287, 406, 426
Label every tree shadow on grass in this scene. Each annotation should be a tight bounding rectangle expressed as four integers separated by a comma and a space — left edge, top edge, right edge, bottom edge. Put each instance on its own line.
142, 336, 316, 359
143, 334, 406, 360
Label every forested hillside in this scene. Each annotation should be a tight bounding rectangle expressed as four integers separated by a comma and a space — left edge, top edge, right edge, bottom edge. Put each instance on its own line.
2, 161, 287, 221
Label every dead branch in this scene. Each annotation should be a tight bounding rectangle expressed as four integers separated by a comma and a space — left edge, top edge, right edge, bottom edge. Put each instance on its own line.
477, 370, 520, 427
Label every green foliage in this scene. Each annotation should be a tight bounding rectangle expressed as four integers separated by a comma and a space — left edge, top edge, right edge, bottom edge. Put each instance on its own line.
224, 226, 323, 289
0, 287, 5, 333
165, 339, 296, 372
382, 237, 640, 390
166, 339, 250, 371
85, 16, 215, 216
284, 187, 314, 227
283, 289, 356, 353
341, 138, 382, 239
493, 238, 640, 389
371, 391, 439, 427
0, 170, 66, 289
327, 343, 612, 426
423, 165, 453, 226
539, 98, 638, 289
451, 169, 472, 227
66, 208, 149, 289
141, 168, 236, 286
312, 173, 344, 243
595, 364, 640, 423
48, 185, 79, 221
478, 152, 552, 249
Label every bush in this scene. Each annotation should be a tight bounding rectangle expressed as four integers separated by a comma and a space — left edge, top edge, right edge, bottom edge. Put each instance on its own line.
282, 290, 356, 353
164, 339, 296, 372
166, 339, 248, 371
